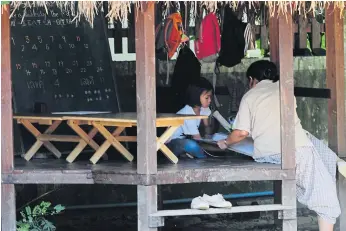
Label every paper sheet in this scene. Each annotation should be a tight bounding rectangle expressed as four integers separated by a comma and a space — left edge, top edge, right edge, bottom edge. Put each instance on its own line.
211, 132, 254, 157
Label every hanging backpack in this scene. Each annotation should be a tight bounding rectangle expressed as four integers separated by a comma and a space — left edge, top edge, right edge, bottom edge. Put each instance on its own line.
217, 6, 247, 68
194, 13, 221, 63
171, 46, 201, 111
155, 12, 185, 60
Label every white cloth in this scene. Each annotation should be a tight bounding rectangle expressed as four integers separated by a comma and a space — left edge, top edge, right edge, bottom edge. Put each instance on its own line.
170, 105, 211, 140
254, 133, 341, 224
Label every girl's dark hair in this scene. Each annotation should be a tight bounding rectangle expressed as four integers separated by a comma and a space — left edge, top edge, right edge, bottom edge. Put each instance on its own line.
246, 60, 279, 82
186, 77, 213, 107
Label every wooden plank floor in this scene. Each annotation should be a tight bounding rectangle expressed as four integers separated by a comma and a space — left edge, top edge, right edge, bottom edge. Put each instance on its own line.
2, 156, 295, 185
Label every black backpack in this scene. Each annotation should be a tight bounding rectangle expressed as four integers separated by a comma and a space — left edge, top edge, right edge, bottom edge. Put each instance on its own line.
217, 7, 247, 68
171, 46, 201, 111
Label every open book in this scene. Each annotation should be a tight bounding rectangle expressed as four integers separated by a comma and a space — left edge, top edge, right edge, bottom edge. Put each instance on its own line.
198, 133, 254, 157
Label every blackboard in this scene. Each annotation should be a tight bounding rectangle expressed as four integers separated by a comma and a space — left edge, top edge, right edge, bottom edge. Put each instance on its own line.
10, 4, 121, 156
10, 5, 120, 113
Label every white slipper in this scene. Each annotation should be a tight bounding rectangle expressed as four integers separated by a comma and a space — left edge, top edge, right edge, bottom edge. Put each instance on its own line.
202, 193, 232, 208
191, 196, 209, 210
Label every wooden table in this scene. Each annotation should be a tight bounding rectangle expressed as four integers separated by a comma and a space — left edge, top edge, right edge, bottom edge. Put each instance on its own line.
14, 113, 207, 164
62, 113, 207, 164
13, 114, 80, 161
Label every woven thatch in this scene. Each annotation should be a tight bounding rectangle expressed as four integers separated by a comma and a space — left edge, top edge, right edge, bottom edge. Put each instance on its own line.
2, 1, 345, 25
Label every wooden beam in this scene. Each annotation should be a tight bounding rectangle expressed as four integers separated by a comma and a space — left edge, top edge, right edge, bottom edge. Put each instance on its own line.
135, 2, 157, 175
1, 4, 16, 231
135, 3, 158, 231
298, 15, 307, 49
325, 4, 346, 157
311, 18, 321, 49
326, 4, 346, 231
278, 13, 295, 170
269, 9, 297, 231
269, 14, 279, 64
270, 10, 296, 169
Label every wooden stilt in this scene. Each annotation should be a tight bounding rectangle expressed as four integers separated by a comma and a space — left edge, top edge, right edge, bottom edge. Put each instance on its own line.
135, 2, 158, 231
1, 4, 16, 231
270, 8, 297, 230
326, 4, 346, 230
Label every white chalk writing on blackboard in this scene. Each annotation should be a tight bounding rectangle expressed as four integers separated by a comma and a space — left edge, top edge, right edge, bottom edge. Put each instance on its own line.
25, 36, 30, 43
72, 60, 78, 66
32, 44, 38, 51
45, 44, 50, 50
86, 61, 92, 66
58, 61, 64, 67
100, 77, 105, 83
11, 37, 15, 46
96, 67, 103, 72
37, 36, 42, 43
45, 61, 51, 67
27, 80, 44, 90
80, 68, 86, 73
76, 36, 80, 42
80, 76, 95, 86
15, 64, 21, 70
32, 63, 38, 68
52, 69, 57, 75
21, 45, 25, 52
54, 79, 60, 87
69, 44, 75, 49
40, 69, 46, 75
50, 36, 54, 42
25, 70, 31, 76
84, 44, 89, 49
65, 68, 72, 74
58, 44, 63, 49
62, 36, 67, 43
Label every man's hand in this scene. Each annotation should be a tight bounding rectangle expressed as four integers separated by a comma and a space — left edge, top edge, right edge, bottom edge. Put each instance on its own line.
217, 139, 228, 150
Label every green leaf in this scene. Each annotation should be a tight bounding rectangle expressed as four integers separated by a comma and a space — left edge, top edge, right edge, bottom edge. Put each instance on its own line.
25, 206, 32, 216
1, 1, 10, 5
32, 206, 42, 216
53, 204, 65, 213
42, 220, 56, 231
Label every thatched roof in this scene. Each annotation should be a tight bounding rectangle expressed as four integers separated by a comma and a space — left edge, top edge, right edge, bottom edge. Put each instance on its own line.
2, 1, 346, 25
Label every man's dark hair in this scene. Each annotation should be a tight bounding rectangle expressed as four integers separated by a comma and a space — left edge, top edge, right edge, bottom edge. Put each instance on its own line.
185, 77, 213, 107
246, 60, 279, 83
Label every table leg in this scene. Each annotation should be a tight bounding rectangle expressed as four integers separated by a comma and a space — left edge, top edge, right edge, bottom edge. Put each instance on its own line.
20, 120, 62, 160
91, 123, 133, 164
156, 126, 179, 164
67, 120, 108, 162
89, 127, 124, 164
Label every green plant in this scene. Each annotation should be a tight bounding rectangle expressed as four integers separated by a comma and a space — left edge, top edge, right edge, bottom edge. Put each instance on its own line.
17, 201, 65, 231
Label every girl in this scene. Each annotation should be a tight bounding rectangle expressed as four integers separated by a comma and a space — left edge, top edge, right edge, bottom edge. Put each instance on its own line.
166, 77, 213, 159
217, 60, 341, 231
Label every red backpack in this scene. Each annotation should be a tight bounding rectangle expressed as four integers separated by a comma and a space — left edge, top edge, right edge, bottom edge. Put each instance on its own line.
155, 12, 185, 60
194, 13, 221, 63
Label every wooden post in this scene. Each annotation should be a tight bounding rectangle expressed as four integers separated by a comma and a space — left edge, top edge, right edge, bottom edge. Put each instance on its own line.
269, 9, 297, 231
1, 4, 17, 231
311, 18, 321, 49
269, 14, 279, 64
135, 2, 158, 231
326, 4, 346, 230
298, 15, 307, 49
260, 4, 268, 50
